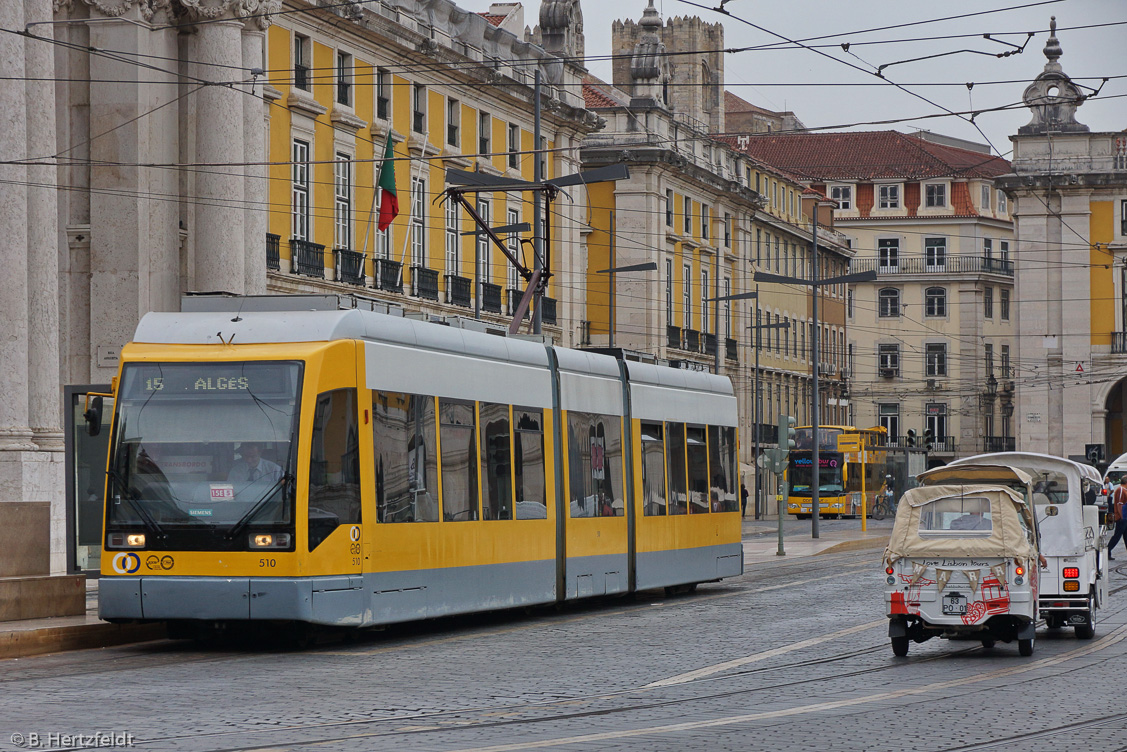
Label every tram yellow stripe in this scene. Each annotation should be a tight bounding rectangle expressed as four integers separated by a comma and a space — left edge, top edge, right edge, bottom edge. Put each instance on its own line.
448, 625, 1127, 752
644, 619, 887, 687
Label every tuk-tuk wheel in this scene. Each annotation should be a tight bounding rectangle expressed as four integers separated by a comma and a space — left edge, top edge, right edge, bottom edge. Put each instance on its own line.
1076, 598, 1095, 639
1018, 636, 1035, 656
891, 636, 909, 657
981, 637, 995, 649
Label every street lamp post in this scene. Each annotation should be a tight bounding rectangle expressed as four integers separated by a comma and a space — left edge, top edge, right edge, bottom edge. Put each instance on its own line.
1000, 380, 1014, 450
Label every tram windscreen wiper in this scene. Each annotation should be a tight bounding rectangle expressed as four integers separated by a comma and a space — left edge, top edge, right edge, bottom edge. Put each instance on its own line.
107, 467, 168, 541
224, 473, 291, 542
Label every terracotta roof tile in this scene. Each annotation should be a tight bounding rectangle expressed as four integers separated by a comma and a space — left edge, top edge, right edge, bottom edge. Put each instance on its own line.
583, 81, 618, 109
722, 130, 1011, 181
478, 12, 506, 26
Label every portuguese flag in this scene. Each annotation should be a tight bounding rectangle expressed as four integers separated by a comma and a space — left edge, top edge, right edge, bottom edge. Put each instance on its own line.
376, 137, 398, 231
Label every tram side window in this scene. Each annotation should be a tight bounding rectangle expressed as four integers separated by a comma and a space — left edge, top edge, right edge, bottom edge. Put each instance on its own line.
440, 399, 478, 521
708, 425, 738, 512
372, 391, 439, 523
514, 408, 547, 519
641, 422, 666, 516
666, 422, 688, 515
480, 402, 513, 520
687, 426, 709, 514
567, 412, 624, 518
308, 389, 362, 551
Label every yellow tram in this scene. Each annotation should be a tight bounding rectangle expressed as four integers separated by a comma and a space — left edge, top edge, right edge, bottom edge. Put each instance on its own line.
99, 299, 742, 629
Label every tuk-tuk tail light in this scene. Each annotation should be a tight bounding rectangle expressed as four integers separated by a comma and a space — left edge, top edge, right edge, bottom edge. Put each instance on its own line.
1063, 567, 1080, 578
1015, 565, 1025, 577
885, 566, 895, 575
1063, 580, 1080, 592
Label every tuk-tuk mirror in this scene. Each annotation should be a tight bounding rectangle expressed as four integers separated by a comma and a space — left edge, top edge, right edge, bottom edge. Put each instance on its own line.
83, 395, 103, 437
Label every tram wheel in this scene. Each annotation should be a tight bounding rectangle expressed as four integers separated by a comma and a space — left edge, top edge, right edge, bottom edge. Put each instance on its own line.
891, 636, 909, 657
1018, 636, 1035, 656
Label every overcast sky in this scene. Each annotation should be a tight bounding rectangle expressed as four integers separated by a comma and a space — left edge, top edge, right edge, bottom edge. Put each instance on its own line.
481, 0, 1125, 158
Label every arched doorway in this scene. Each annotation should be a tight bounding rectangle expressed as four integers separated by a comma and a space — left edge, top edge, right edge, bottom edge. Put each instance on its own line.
1105, 378, 1127, 459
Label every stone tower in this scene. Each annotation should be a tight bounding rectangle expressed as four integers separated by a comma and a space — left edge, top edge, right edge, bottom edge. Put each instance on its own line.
611, 6, 724, 131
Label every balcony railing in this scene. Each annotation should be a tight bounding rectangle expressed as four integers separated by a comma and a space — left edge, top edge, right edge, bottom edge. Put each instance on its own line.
684, 329, 701, 353
725, 338, 738, 361
703, 332, 717, 357
446, 274, 471, 308
266, 233, 280, 271
481, 282, 502, 313
852, 255, 1013, 277
1114, 331, 1127, 354
290, 238, 325, 278
667, 325, 683, 350
540, 296, 557, 325
376, 258, 403, 293
984, 436, 1016, 453
506, 287, 528, 318
411, 266, 439, 300
335, 249, 365, 286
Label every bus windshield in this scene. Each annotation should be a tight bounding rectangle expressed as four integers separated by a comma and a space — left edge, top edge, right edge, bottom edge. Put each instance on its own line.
789, 454, 844, 496
105, 361, 303, 538
794, 428, 841, 452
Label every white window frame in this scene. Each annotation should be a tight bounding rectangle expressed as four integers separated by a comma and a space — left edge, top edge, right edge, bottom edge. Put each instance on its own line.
336, 50, 353, 107
666, 259, 674, 326
925, 237, 947, 272
878, 184, 900, 210
665, 190, 674, 227
506, 208, 520, 291
702, 205, 710, 241
683, 263, 692, 329
701, 263, 710, 332
925, 343, 948, 377
984, 286, 994, 319
447, 98, 460, 148
981, 184, 991, 211
925, 287, 947, 318
879, 344, 900, 375
683, 196, 692, 234
878, 288, 900, 318
476, 198, 491, 283
292, 139, 310, 241
997, 190, 1008, 214
410, 176, 426, 268
333, 152, 352, 250
444, 199, 459, 277
879, 403, 900, 438
924, 182, 946, 208
830, 184, 852, 210
412, 83, 427, 134
878, 238, 899, 271
507, 123, 520, 169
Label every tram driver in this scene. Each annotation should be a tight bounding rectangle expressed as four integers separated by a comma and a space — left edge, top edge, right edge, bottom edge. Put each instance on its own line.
228, 442, 282, 485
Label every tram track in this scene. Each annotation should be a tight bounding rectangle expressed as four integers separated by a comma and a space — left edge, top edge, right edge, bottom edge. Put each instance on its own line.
933, 711, 1127, 751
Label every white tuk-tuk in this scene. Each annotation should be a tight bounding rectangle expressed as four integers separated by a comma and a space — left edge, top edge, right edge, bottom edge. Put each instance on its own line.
883, 464, 1040, 657
950, 453, 1108, 638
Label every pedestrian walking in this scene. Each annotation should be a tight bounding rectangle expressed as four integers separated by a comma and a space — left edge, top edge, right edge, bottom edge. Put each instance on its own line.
1107, 477, 1127, 560
741, 483, 749, 517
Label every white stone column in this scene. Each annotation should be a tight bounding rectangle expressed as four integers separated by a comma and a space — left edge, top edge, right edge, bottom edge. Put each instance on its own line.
243, 22, 268, 294
192, 10, 247, 293
26, 0, 62, 452
0, 0, 33, 452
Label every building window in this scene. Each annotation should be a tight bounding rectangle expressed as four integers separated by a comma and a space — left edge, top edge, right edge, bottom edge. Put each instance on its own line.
983, 237, 993, 260
507, 123, 520, 169
683, 196, 692, 234
702, 204, 710, 240
878, 288, 900, 318
724, 277, 731, 337
333, 153, 352, 250
682, 263, 692, 328
999, 240, 1010, 263
981, 184, 991, 210
410, 177, 426, 268
336, 51, 352, 106
447, 98, 460, 147
1000, 288, 1010, 320
926, 343, 947, 377
984, 286, 994, 318
294, 34, 310, 91
538, 136, 547, 178
878, 238, 899, 271
479, 111, 491, 156
666, 259, 673, 326
925, 183, 946, 208
292, 139, 310, 241
925, 287, 946, 317
924, 237, 946, 271
723, 212, 731, 247
847, 289, 854, 318
997, 190, 1008, 214
701, 265, 710, 332
774, 236, 781, 272
985, 343, 994, 376
830, 185, 852, 210
665, 190, 673, 227
879, 344, 900, 376
878, 184, 900, 209
412, 84, 426, 133
925, 404, 947, 441
444, 199, 459, 277
476, 199, 490, 283
783, 317, 790, 357
376, 68, 390, 120
506, 209, 520, 291
1001, 345, 1011, 378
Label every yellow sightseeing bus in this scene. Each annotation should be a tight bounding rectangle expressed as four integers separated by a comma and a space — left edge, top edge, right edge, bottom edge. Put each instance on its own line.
786, 425, 888, 519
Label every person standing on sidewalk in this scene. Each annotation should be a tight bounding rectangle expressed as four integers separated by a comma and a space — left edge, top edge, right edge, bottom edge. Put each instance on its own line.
741, 484, 749, 517
1107, 477, 1127, 560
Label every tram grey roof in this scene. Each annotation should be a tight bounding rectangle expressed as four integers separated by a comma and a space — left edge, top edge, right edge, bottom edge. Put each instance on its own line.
553, 348, 624, 416
624, 361, 737, 427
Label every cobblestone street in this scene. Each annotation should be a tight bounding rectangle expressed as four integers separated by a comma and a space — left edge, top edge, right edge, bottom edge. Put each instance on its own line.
3, 526, 1126, 752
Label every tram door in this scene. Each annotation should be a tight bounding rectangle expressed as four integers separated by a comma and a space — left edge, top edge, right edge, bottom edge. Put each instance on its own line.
65, 385, 114, 574
305, 388, 364, 585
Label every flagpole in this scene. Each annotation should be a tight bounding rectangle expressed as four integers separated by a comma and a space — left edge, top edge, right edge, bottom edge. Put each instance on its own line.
362, 132, 393, 257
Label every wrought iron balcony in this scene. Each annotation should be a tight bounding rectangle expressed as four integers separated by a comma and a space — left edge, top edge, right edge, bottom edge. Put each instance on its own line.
335, 249, 365, 285
507, 288, 528, 318
446, 274, 471, 308
481, 281, 502, 313
1114, 331, 1127, 354
703, 332, 717, 357
851, 255, 1013, 277
540, 296, 557, 325
376, 258, 403, 293
984, 436, 1016, 453
266, 233, 280, 271
411, 266, 439, 300
667, 324, 682, 350
290, 238, 325, 278
684, 329, 701, 353
725, 338, 738, 361
376, 96, 389, 121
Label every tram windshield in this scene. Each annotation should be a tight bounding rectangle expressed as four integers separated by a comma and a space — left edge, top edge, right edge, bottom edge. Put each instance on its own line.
105, 362, 302, 538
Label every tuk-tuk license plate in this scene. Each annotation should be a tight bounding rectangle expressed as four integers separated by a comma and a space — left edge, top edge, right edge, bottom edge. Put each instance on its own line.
942, 593, 968, 615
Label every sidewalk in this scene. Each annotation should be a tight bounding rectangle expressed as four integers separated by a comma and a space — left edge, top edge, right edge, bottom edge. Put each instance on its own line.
0, 519, 890, 660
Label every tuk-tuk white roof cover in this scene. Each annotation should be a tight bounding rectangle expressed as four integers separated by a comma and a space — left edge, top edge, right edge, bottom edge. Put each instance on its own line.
884, 484, 1037, 566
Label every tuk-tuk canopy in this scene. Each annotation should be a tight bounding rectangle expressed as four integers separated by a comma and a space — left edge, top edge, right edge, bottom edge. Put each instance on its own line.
885, 484, 1038, 566
917, 464, 1034, 489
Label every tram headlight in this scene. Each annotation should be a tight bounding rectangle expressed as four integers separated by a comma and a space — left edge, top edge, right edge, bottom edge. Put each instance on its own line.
250, 533, 291, 549
107, 532, 146, 549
